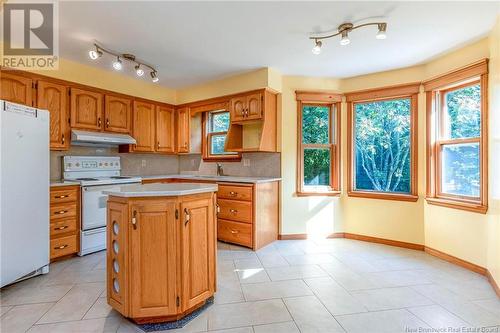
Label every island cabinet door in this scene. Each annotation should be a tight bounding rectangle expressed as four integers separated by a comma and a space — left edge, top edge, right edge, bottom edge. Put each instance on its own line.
129, 199, 178, 318
179, 195, 216, 311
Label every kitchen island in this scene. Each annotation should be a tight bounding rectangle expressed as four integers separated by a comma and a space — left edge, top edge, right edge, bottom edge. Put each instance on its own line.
104, 183, 218, 324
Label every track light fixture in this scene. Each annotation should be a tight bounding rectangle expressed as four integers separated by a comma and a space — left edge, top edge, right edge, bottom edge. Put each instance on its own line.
310, 21, 387, 54
88, 43, 159, 83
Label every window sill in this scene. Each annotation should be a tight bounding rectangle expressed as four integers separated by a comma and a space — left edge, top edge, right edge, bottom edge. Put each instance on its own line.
296, 191, 341, 197
425, 197, 487, 214
348, 191, 419, 202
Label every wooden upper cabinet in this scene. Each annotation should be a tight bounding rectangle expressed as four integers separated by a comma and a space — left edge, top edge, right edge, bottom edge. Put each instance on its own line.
230, 96, 246, 122
180, 195, 215, 310
1, 72, 33, 106
129, 199, 177, 318
176, 107, 190, 153
105, 95, 131, 134
133, 101, 156, 152
245, 93, 263, 120
156, 105, 175, 153
229, 93, 263, 122
37, 80, 69, 150
70, 88, 103, 131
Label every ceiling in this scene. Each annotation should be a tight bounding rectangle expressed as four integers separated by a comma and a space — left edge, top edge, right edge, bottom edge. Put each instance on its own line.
59, 1, 500, 89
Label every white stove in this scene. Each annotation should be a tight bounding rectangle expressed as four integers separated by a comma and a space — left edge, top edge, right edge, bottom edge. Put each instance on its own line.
63, 156, 141, 255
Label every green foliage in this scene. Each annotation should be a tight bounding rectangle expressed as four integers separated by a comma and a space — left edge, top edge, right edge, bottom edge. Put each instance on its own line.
445, 84, 480, 139
302, 106, 331, 186
354, 98, 411, 193
211, 112, 230, 132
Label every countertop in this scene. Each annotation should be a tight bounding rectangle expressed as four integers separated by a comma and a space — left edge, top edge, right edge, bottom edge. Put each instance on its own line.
50, 180, 80, 187
103, 183, 219, 197
138, 174, 282, 184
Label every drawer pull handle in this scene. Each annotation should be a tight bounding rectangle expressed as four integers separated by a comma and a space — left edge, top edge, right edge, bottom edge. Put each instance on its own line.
54, 226, 68, 230
230, 230, 238, 234
98, 117, 102, 126
61, 134, 65, 144
229, 209, 238, 213
106, 119, 110, 127
229, 191, 237, 196
216, 204, 220, 213
184, 208, 190, 226
54, 210, 68, 215
132, 210, 137, 230
54, 195, 68, 199
54, 244, 69, 250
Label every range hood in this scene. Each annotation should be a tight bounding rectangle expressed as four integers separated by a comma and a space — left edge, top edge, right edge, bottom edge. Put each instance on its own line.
71, 130, 136, 147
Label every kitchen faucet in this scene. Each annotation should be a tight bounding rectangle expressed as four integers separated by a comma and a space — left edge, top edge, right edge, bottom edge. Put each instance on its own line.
216, 163, 224, 176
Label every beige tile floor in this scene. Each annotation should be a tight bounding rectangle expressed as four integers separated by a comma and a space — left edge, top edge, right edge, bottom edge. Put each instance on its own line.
1, 239, 499, 333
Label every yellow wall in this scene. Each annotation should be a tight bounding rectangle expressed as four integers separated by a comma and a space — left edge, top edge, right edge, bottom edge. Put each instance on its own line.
486, 18, 500, 284
28, 58, 177, 104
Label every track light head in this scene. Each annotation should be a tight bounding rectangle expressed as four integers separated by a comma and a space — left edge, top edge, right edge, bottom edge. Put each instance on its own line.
376, 23, 387, 40
150, 71, 159, 83
88, 47, 102, 60
112, 57, 123, 71
312, 40, 322, 55
340, 31, 350, 46
135, 64, 144, 76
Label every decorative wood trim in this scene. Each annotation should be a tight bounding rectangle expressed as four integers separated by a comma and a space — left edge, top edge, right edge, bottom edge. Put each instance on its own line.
190, 101, 229, 115
346, 85, 419, 201
343, 233, 424, 250
176, 87, 279, 109
295, 91, 343, 103
424, 246, 487, 275
486, 270, 500, 298
345, 82, 421, 102
423, 59, 488, 91
424, 197, 487, 214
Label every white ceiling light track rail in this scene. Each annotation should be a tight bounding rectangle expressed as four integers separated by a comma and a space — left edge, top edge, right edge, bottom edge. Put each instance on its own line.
88, 43, 159, 83
310, 22, 387, 55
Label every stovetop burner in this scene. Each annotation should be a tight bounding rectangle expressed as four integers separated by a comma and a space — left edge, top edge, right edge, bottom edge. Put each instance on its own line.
76, 178, 99, 181
110, 176, 131, 179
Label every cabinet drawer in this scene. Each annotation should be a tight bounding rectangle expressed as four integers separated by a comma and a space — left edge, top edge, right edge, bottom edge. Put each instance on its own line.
218, 184, 252, 201
50, 218, 77, 238
217, 199, 252, 223
50, 203, 77, 220
50, 187, 79, 204
50, 234, 78, 259
218, 219, 252, 247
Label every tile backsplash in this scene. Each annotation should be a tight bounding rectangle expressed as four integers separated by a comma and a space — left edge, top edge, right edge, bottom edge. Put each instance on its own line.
50, 147, 280, 180
50, 146, 179, 180
179, 152, 281, 178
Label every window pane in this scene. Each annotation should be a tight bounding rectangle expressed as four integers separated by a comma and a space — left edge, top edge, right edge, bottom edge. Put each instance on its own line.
441, 143, 480, 197
210, 112, 230, 132
210, 135, 227, 155
304, 148, 330, 186
444, 84, 481, 139
302, 105, 329, 144
354, 98, 411, 193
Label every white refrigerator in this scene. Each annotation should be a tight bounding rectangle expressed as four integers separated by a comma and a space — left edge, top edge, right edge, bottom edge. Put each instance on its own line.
0, 100, 50, 287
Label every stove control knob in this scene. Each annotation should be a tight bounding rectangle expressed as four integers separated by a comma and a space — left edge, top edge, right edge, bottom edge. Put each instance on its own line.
99, 163, 102, 166
105, 162, 108, 166
76, 163, 80, 167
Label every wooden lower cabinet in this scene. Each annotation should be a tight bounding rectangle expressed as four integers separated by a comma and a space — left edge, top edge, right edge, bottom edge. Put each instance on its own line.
107, 192, 216, 323
141, 179, 280, 250
49, 185, 80, 260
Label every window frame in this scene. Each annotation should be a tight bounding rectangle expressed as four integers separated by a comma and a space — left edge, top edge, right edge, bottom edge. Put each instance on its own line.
296, 91, 342, 196
424, 59, 488, 214
346, 83, 420, 202
202, 109, 241, 162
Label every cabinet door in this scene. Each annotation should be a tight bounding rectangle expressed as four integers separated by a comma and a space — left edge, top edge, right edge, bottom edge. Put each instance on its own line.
246, 93, 263, 120
70, 88, 103, 131
176, 107, 190, 153
37, 80, 69, 150
129, 200, 177, 318
230, 96, 246, 122
133, 101, 156, 152
156, 105, 175, 153
104, 95, 131, 134
180, 195, 215, 310
1, 72, 33, 106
